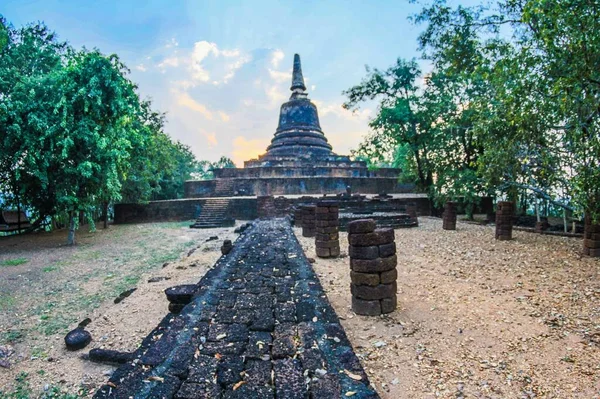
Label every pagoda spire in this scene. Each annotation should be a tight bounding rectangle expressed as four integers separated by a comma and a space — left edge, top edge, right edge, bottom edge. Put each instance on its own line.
290, 54, 307, 98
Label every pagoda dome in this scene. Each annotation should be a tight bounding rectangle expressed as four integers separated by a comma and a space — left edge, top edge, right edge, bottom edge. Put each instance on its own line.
264, 54, 333, 158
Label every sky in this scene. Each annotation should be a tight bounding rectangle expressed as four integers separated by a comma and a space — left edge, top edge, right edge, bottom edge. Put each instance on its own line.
3, 0, 434, 166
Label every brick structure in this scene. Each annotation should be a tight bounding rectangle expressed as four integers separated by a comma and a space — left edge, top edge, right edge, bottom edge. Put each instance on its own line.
94, 219, 379, 399
302, 205, 316, 237
535, 220, 549, 233
583, 214, 600, 257
347, 219, 398, 316
315, 201, 340, 258
442, 201, 457, 230
495, 201, 514, 240
293, 206, 304, 227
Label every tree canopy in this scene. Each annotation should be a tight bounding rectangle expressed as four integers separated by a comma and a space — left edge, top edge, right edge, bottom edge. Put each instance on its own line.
346, 0, 600, 221
0, 17, 226, 242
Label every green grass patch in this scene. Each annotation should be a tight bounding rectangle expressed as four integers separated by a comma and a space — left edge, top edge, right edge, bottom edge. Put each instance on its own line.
0, 293, 15, 311
1, 258, 28, 267
1, 329, 24, 344
0, 371, 88, 398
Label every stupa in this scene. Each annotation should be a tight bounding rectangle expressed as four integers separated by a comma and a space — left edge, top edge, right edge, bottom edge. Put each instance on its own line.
184, 54, 404, 197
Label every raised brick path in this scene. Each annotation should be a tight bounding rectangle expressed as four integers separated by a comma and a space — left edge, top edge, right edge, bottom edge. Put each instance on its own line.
94, 219, 379, 399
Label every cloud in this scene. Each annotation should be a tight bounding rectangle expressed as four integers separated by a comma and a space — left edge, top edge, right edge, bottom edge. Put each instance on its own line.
204, 131, 218, 148
271, 50, 285, 68
265, 84, 287, 108
313, 99, 371, 121
135, 64, 147, 72
155, 41, 250, 86
218, 111, 230, 122
268, 68, 291, 83
231, 136, 270, 166
174, 91, 213, 120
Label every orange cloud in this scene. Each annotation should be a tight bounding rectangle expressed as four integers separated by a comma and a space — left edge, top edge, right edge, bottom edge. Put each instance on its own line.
231, 136, 269, 166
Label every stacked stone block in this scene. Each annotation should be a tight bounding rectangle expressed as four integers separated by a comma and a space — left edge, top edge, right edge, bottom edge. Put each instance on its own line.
442, 201, 457, 230
535, 220, 549, 233
301, 205, 316, 237
315, 201, 340, 258
584, 215, 600, 257
293, 207, 304, 228
348, 219, 397, 316
495, 201, 514, 240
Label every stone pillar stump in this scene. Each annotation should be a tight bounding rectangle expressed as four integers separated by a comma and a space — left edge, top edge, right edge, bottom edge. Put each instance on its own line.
584, 215, 600, 257
442, 201, 457, 230
348, 219, 398, 316
301, 205, 316, 237
495, 201, 514, 240
294, 207, 304, 228
315, 201, 340, 258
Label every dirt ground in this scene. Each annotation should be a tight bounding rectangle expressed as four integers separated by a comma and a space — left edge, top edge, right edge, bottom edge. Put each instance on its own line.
0, 222, 237, 396
1, 217, 599, 398
296, 217, 600, 399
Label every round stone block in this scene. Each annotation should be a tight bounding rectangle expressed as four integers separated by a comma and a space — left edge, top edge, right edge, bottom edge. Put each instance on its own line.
381, 295, 397, 314
584, 239, 600, 249
168, 302, 186, 314
348, 245, 379, 260
316, 247, 331, 258
347, 219, 376, 234
329, 246, 341, 257
350, 271, 380, 286
350, 255, 397, 273
165, 284, 197, 304
378, 243, 396, 258
316, 232, 339, 241
65, 328, 92, 351
351, 296, 381, 316
380, 268, 398, 284
351, 282, 397, 300
316, 240, 340, 249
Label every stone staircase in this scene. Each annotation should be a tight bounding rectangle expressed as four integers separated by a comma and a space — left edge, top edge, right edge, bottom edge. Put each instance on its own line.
190, 198, 235, 229
214, 178, 235, 196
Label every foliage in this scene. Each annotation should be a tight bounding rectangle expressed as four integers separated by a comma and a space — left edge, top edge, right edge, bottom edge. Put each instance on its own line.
347, 0, 600, 220
0, 17, 202, 241
194, 156, 236, 180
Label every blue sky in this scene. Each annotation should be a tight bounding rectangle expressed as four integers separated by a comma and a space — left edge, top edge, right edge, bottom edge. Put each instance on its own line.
4, 0, 438, 165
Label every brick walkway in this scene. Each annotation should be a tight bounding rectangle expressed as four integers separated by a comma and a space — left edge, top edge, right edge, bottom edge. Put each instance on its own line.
94, 219, 379, 399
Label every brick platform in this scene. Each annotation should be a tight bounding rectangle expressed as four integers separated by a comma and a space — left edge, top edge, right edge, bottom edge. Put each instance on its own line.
315, 201, 340, 258
347, 219, 398, 316
442, 201, 457, 230
495, 201, 514, 240
301, 205, 316, 238
94, 219, 378, 399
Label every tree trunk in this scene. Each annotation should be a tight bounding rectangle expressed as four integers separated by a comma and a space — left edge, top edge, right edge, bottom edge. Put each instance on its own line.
563, 209, 567, 233
103, 202, 108, 229
535, 199, 541, 223
67, 212, 76, 245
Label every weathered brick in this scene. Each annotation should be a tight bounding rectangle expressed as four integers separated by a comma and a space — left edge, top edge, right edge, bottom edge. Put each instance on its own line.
347, 219, 376, 234
351, 255, 397, 273
381, 295, 397, 314
378, 242, 396, 257
350, 271, 380, 286
351, 282, 397, 300
380, 268, 397, 284
348, 245, 379, 260
351, 296, 381, 316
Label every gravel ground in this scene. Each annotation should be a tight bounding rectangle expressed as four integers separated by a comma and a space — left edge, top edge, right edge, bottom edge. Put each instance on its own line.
0, 222, 237, 396
296, 217, 600, 399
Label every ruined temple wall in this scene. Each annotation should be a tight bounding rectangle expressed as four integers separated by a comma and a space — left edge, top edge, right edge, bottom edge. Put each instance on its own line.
114, 196, 432, 224
114, 198, 258, 224
185, 177, 414, 198
214, 166, 401, 179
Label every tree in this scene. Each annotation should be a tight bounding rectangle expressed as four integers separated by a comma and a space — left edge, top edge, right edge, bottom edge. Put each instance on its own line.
193, 156, 235, 180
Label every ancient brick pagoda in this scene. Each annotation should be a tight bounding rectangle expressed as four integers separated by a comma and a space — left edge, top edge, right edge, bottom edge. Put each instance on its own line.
184, 54, 404, 198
